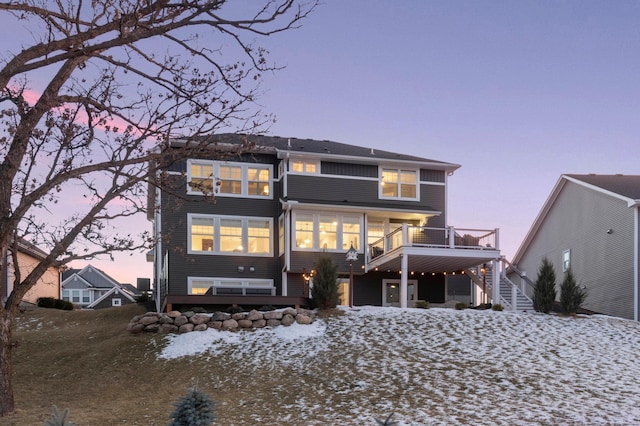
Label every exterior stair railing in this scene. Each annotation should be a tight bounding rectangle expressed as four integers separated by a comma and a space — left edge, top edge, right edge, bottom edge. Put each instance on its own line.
497, 257, 535, 312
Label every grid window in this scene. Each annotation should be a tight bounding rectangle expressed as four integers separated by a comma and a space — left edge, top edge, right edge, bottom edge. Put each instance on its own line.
219, 219, 243, 252
219, 166, 242, 194
189, 162, 214, 193
291, 160, 318, 173
247, 167, 270, 196
562, 249, 571, 272
248, 220, 271, 254
380, 168, 417, 200
191, 217, 215, 252
296, 213, 314, 248
343, 216, 361, 250
319, 215, 338, 250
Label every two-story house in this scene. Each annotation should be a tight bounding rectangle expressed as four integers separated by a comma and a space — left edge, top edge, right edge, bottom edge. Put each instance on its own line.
148, 134, 502, 312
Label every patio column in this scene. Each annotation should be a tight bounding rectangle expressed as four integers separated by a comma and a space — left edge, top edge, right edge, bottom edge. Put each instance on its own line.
400, 253, 408, 308
492, 258, 500, 304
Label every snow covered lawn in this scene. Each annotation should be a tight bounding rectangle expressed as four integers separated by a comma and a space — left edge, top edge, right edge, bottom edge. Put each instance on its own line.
158, 307, 640, 425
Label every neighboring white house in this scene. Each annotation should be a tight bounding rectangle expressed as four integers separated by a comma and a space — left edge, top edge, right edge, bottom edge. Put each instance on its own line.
61, 265, 137, 308
511, 174, 640, 320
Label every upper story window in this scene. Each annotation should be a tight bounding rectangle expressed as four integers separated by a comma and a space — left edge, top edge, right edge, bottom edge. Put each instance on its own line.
187, 160, 272, 199
188, 213, 273, 256
293, 212, 361, 252
291, 159, 318, 174
379, 168, 418, 200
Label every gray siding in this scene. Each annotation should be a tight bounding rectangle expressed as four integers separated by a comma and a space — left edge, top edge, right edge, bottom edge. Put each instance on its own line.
321, 161, 377, 177
421, 169, 445, 183
286, 175, 445, 213
517, 181, 636, 319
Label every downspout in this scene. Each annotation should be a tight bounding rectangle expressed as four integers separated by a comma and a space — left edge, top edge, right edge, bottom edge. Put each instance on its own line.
155, 185, 162, 313
634, 205, 639, 321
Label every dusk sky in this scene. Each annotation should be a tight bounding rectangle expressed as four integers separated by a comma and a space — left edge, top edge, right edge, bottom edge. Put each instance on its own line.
3, 1, 639, 285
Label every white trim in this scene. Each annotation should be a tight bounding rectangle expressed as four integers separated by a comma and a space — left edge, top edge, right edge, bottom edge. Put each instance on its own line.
274, 149, 461, 172
382, 278, 418, 307
186, 159, 273, 199
378, 167, 420, 202
281, 200, 440, 219
562, 249, 571, 272
187, 213, 274, 257
187, 276, 275, 295
564, 175, 639, 207
291, 211, 363, 253
87, 286, 136, 308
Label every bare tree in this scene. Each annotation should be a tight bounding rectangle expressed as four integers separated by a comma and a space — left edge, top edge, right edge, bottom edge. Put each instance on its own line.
0, 0, 316, 416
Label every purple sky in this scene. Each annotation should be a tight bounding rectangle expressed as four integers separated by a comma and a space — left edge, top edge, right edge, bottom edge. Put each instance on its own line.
2, 1, 639, 285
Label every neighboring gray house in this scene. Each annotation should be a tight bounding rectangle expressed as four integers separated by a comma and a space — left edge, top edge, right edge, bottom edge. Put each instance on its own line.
61, 265, 137, 308
511, 174, 640, 320
148, 134, 502, 312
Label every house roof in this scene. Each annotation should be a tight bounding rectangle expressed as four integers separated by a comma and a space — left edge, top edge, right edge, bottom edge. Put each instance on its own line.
172, 133, 461, 171
512, 174, 640, 264
87, 285, 137, 308
121, 283, 142, 296
565, 174, 640, 204
61, 265, 120, 289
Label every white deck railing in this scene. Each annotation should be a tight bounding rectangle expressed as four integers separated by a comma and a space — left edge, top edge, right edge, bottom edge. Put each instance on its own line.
368, 225, 499, 261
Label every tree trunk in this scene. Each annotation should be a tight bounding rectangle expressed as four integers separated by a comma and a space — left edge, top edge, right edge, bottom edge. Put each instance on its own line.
0, 310, 14, 416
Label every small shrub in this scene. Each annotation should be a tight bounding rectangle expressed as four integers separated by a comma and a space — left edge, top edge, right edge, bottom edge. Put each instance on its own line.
38, 298, 73, 310
226, 305, 244, 314
136, 292, 150, 303
533, 257, 557, 313
310, 253, 340, 310
415, 300, 430, 309
44, 405, 76, 426
455, 302, 468, 310
258, 305, 276, 312
168, 388, 216, 426
560, 268, 587, 315
375, 413, 399, 425
37, 297, 56, 308
492, 304, 504, 311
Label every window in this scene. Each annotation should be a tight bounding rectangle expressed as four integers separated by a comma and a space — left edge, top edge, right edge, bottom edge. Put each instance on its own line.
82, 292, 90, 304
293, 212, 362, 252
247, 167, 270, 196
291, 160, 318, 174
62, 290, 70, 301
187, 160, 272, 199
191, 217, 215, 252
220, 219, 243, 252
219, 165, 242, 194
562, 249, 571, 272
189, 162, 214, 193
248, 220, 271, 254
188, 214, 273, 256
295, 213, 314, 248
112, 298, 122, 307
188, 277, 274, 295
380, 168, 418, 200
278, 215, 285, 256
342, 216, 361, 250
319, 215, 338, 250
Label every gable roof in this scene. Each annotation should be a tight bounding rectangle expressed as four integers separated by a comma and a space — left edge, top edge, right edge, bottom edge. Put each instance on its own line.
513, 174, 640, 264
172, 133, 461, 172
61, 265, 120, 289
87, 285, 136, 308
565, 174, 640, 205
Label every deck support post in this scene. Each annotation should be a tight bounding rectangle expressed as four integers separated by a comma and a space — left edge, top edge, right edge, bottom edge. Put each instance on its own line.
492, 258, 500, 304
400, 253, 408, 308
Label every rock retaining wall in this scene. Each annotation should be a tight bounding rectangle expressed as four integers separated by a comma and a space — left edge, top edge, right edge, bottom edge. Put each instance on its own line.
127, 308, 316, 334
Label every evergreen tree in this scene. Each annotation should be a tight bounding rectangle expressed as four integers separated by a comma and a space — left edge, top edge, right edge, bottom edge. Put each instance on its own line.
168, 388, 216, 426
560, 268, 587, 315
310, 253, 339, 309
532, 257, 557, 314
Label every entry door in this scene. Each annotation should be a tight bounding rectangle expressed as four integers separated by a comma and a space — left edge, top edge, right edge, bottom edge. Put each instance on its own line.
383, 279, 417, 307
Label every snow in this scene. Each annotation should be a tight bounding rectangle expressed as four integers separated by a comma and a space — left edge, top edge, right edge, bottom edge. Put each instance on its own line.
157, 307, 640, 425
